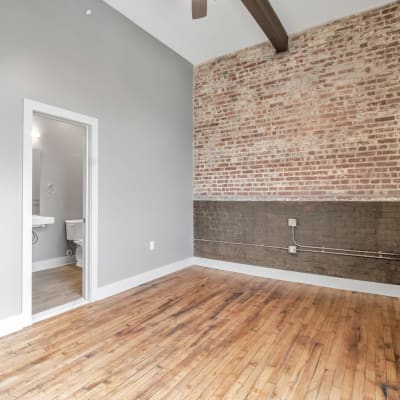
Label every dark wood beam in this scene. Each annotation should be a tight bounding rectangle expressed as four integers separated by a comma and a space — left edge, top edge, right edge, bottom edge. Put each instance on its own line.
242, 0, 288, 53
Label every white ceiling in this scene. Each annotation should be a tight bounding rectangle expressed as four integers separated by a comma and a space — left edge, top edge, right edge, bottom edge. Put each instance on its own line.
103, 0, 392, 65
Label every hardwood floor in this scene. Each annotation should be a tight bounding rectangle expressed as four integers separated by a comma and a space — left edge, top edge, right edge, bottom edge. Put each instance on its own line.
1, 266, 399, 399
32, 265, 82, 314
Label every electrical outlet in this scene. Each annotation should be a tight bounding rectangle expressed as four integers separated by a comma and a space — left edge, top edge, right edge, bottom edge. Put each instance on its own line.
288, 245, 297, 254
149, 241, 155, 251
288, 218, 297, 227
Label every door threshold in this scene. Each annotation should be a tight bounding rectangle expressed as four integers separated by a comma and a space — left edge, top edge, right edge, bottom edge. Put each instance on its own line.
32, 297, 88, 323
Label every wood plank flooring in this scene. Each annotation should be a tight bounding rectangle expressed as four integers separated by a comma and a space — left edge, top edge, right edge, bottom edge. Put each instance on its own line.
32, 265, 82, 314
1, 266, 399, 399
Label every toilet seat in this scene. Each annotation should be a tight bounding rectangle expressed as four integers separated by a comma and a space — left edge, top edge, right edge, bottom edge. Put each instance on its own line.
65, 219, 84, 268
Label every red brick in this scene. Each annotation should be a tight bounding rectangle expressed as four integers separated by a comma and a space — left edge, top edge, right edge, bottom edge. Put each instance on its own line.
194, 3, 400, 201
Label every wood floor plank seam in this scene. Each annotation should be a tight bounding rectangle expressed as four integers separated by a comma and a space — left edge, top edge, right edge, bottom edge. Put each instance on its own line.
0, 266, 399, 399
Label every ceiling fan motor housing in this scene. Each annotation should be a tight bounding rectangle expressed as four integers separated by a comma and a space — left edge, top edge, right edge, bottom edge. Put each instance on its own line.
192, 0, 207, 19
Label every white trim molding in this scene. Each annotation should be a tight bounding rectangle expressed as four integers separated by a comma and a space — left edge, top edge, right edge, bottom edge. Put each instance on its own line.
193, 257, 400, 298
94, 258, 193, 301
0, 314, 31, 338
32, 256, 76, 272
23, 99, 99, 324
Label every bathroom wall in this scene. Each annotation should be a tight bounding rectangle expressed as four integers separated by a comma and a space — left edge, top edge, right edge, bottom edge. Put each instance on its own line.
0, 0, 193, 319
32, 115, 85, 265
194, 3, 400, 283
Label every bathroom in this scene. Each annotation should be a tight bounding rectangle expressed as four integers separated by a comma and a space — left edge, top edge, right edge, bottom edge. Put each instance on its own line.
32, 114, 86, 315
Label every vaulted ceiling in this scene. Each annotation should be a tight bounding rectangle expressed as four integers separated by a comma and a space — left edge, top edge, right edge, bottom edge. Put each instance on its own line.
103, 0, 392, 65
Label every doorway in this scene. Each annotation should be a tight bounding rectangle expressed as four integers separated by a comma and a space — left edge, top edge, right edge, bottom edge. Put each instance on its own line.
32, 115, 85, 314
23, 99, 98, 322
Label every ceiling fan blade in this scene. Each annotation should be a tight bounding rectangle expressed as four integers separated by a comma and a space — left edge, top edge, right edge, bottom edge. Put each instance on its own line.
192, 0, 207, 19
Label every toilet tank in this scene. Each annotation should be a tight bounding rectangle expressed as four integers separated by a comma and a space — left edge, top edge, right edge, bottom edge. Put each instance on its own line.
65, 219, 84, 241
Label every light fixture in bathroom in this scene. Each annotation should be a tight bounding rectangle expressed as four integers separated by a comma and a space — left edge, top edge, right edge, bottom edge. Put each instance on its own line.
85, 9, 92, 16
31, 129, 41, 139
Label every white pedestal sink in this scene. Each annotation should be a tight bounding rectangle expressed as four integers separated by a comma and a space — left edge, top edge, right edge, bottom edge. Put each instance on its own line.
32, 215, 55, 228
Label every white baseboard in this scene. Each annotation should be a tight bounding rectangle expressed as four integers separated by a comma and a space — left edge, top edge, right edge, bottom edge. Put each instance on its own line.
93, 257, 193, 301
193, 257, 400, 298
0, 313, 31, 338
3, 255, 397, 339
1, 257, 193, 338
32, 256, 76, 272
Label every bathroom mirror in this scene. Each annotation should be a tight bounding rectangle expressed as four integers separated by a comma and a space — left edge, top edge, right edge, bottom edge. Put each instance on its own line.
32, 148, 41, 214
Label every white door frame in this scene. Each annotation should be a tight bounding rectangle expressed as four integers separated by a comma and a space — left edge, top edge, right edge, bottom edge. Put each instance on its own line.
23, 99, 98, 321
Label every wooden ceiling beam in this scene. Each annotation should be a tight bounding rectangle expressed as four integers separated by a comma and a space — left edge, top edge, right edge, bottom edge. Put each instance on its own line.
242, 0, 288, 53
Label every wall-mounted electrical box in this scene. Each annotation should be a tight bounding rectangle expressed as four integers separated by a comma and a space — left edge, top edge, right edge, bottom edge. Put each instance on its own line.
288, 218, 297, 227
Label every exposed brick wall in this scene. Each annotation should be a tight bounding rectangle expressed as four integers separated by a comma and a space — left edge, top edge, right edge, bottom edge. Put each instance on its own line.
194, 3, 400, 201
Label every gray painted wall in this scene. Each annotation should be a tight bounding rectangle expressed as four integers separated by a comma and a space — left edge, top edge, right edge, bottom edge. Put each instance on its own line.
32, 115, 85, 263
0, 0, 193, 319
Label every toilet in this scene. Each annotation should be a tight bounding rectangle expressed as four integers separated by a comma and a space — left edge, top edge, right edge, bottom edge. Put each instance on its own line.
65, 219, 84, 268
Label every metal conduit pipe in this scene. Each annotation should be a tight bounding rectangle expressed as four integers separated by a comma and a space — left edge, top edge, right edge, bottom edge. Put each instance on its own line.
291, 227, 400, 258
297, 247, 400, 261
194, 238, 288, 251
194, 238, 400, 262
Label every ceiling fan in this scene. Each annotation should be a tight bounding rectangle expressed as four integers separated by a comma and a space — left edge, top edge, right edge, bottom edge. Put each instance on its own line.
192, 0, 207, 19
191, 0, 288, 53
